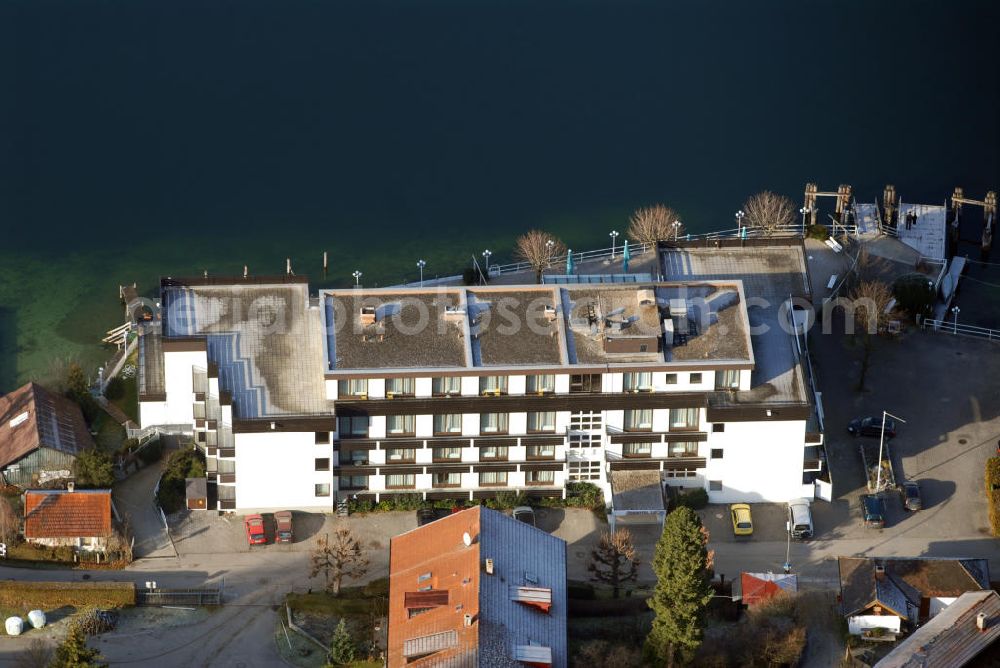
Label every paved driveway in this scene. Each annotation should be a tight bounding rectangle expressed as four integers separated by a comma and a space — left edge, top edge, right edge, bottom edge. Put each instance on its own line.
113, 436, 177, 560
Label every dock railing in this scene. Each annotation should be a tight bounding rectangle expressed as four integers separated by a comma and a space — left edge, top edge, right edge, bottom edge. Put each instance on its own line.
922, 318, 1000, 342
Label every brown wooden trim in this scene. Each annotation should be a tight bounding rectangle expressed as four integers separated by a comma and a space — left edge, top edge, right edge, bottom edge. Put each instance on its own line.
524, 489, 563, 499
609, 461, 661, 471
521, 436, 564, 447
806, 432, 823, 444
325, 362, 753, 381
219, 448, 235, 458
663, 432, 708, 442
520, 463, 564, 472
194, 392, 206, 402
662, 458, 706, 469
334, 467, 377, 475
425, 464, 473, 474
425, 491, 469, 501
378, 464, 424, 474
233, 416, 338, 433
335, 392, 708, 417
162, 337, 207, 353
194, 419, 206, 429
207, 362, 218, 378
220, 391, 232, 406
706, 404, 812, 422
219, 473, 236, 484
139, 393, 167, 402
472, 437, 521, 448
473, 464, 518, 473
473, 489, 508, 498
337, 440, 376, 452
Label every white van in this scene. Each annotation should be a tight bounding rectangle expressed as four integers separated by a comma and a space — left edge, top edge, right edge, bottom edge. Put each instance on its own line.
786, 498, 814, 539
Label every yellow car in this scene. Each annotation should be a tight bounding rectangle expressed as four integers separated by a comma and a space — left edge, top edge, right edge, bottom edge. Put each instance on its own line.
731, 503, 753, 536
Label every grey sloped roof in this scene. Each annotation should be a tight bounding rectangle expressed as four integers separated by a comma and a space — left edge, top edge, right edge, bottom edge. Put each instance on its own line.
876, 591, 1000, 668
478, 507, 567, 668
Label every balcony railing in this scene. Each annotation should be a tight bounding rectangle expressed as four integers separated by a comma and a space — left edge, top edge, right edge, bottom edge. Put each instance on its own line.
219, 473, 236, 484
219, 499, 236, 510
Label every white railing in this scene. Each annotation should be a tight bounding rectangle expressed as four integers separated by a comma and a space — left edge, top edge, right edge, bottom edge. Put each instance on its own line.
922, 318, 1000, 342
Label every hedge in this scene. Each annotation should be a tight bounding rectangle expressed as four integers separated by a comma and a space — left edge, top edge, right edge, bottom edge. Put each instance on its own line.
986, 458, 1000, 536
0, 581, 136, 609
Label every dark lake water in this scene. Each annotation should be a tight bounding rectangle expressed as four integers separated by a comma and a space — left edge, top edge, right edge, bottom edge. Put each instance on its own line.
1, 0, 998, 386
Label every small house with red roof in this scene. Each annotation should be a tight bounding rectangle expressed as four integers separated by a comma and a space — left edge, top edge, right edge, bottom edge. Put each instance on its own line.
734, 572, 798, 608
23, 487, 113, 552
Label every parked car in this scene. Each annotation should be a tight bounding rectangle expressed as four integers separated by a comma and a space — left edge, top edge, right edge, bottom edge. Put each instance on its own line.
861, 494, 886, 529
848, 416, 897, 439
901, 481, 923, 511
730, 503, 753, 536
786, 498, 814, 539
244, 514, 266, 545
417, 508, 437, 526
275, 511, 293, 543
512, 506, 535, 527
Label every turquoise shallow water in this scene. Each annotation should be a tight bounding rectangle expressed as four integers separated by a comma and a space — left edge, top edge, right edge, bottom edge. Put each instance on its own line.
1, 0, 998, 387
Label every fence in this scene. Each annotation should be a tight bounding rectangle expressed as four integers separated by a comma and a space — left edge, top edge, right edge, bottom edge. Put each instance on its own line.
922, 318, 1000, 342
137, 586, 222, 606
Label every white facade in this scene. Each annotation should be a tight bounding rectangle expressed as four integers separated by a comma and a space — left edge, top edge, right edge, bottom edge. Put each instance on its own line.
232, 431, 336, 512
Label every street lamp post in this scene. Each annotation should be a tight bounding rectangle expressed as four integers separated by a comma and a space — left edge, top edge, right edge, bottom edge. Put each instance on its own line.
352, 270, 362, 287
482, 249, 492, 277
799, 206, 810, 235
952, 305, 961, 334
875, 411, 906, 492
609, 230, 619, 259
416, 260, 426, 287
545, 239, 555, 267
735, 210, 745, 235
672, 220, 682, 241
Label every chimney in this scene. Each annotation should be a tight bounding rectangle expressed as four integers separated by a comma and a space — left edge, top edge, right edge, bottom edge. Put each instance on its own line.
463, 613, 473, 627
875, 564, 885, 579
485, 558, 494, 575
67, 481, 75, 493
978, 612, 989, 632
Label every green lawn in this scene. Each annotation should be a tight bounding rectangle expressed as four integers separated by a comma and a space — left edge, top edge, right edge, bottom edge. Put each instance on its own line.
108, 351, 139, 423
284, 580, 388, 667
92, 410, 126, 452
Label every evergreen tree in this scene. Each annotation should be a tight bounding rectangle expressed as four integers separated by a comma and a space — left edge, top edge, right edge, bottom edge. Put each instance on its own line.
73, 448, 115, 488
325, 618, 356, 666
646, 507, 713, 668
50, 623, 106, 668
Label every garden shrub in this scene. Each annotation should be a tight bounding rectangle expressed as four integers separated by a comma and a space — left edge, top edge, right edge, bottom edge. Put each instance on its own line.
568, 581, 596, 600
806, 224, 830, 240
893, 272, 937, 320
673, 487, 708, 510
157, 448, 206, 513
103, 376, 125, 401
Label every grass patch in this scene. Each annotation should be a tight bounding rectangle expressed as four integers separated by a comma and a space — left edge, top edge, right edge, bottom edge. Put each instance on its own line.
109, 373, 138, 423
92, 410, 127, 452
285, 581, 388, 665
0, 581, 135, 608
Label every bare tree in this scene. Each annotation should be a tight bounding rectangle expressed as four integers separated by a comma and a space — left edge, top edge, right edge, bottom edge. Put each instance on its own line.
588, 528, 640, 599
0, 496, 18, 547
848, 280, 895, 391
627, 204, 683, 245
514, 230, 565, 284
310, 528, 370, 596
15, 639, 54, 668
106, 514, 134, 565
743, 191, 795, 237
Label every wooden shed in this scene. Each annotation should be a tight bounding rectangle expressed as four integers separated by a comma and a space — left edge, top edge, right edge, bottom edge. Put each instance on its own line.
185, 477, 207, 510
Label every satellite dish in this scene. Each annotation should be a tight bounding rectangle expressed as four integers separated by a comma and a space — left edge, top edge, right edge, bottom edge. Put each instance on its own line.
462, 532, 472, 547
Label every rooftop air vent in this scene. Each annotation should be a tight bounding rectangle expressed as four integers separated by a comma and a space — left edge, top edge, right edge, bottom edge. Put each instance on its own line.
485, 558, 494, 575
360, 305, 376, 325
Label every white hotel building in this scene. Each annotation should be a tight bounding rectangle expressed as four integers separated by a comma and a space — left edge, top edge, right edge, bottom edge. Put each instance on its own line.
137, 240, 827, 514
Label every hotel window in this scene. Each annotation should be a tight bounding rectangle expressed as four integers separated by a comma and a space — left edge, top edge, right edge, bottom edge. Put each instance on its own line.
526, 470, 555, 485
340, 475, 368, 490
315, 458, 330, 471
715, 369, 740, 390
624, 409, 653, 431
527, 412, 556, 433
526, 444, 556, 459
665, 467, 697, 479
349, 449, 369, 465
669, 441, 698, 458
433, 472, 462, 488
386, 415, 415, 436
709, 480, 722, 491
526, 374, 556, 394
479, 376, 508, 395
432, 377, 462, 396
338, 379, 368, 398
689, 373, 703, 384
480, 413, 509, 434
711, 448, 724, 459
386, 447, 416, 463
712, 423, 725, 433
432, 447, 462, 461
670, 408, 699, 431
665, 373, 678, 385
315, 483, 331, 497
479, 471, 508, 487
570, 374, 601, 393
386, 474, 416, 489
623, 442, 653, 457
433, 414, 463, 435
623, 372, 653, 392
315, 431, 330, 444
338, 416, 369, 438
568, 461, 601, 481
385, 377, 415, 397
479, 446, 508, 461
